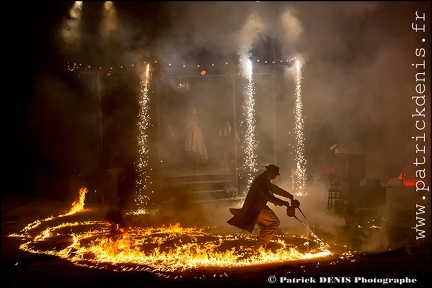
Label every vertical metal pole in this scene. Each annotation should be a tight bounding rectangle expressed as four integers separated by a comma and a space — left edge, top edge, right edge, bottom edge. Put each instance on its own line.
156, 79, 162, 193
156, 79, 161, 166
96, 72, 103, 161
232, 74, 239, 189
273, 68, 277, 165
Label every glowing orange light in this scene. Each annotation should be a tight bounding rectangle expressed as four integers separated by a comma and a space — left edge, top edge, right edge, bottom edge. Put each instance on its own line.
67, 187, 88, 215
200, 70, 206, 75
8, 186, 350, 279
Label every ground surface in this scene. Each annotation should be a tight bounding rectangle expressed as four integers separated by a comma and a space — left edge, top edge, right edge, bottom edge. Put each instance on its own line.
1, 191, 431, 287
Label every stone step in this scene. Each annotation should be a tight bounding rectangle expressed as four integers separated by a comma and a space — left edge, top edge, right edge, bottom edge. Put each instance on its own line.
159, 172, 238, 202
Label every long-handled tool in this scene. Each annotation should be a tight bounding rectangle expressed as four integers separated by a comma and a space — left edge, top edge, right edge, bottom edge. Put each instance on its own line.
286, 205, 303, 224
286, 198, 309, 225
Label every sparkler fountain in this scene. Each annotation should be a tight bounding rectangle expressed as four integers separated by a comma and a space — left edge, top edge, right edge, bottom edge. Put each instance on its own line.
134, 64, 154, 212
292, 59, 307, 196
240, 57, 258, 192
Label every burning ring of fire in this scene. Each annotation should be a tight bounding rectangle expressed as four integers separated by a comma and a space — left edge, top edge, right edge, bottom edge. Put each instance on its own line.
9, 188, 338, 279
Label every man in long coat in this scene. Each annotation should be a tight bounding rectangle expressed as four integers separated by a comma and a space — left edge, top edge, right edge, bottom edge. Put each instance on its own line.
227, 164, 294, 248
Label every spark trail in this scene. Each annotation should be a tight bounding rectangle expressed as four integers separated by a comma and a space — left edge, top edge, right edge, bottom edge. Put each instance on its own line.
135, 64, 153, 210
293, 59, 307, 196
241, 58, 258, 191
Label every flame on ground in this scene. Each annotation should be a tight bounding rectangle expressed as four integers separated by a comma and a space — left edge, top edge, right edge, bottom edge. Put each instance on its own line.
8, 187, 352, 279
67, 187, 88, 215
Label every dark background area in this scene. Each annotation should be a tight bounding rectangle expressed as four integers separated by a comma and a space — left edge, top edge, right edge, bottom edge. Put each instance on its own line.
5, 2, 431, 202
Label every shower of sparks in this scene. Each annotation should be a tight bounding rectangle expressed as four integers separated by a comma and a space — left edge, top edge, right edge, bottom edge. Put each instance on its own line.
240, 58, 258, 192
134, 64, 154, 211
293, 59, 307, 196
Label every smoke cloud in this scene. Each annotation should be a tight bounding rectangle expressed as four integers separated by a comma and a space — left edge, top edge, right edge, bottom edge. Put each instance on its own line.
16, 2, 431, 253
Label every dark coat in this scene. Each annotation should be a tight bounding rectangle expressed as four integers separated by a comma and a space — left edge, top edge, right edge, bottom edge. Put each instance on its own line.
227, 170, 294, 233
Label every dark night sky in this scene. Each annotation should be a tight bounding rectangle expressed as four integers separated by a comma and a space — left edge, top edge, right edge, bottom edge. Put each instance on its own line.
6, 1, 431, 198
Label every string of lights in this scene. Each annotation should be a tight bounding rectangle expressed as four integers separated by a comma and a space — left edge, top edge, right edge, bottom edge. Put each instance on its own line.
66, 59, 294, 76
